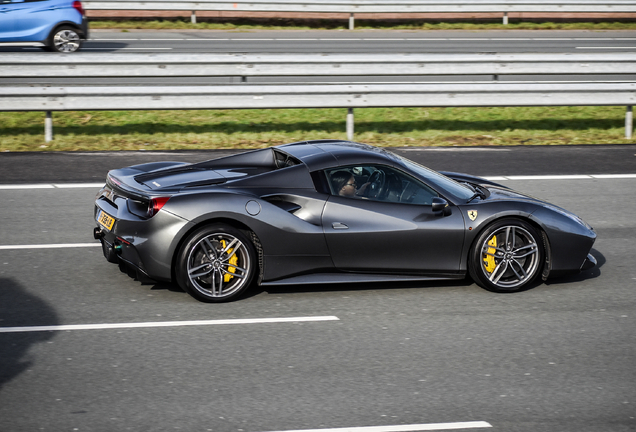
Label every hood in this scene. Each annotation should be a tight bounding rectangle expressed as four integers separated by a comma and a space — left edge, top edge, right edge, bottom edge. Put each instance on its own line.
484, 185, 545, 204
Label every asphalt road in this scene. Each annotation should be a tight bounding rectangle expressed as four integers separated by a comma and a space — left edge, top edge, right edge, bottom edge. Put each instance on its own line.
0, 144, 634, 184
3, 29, 636, 54
0, 147, 635, 432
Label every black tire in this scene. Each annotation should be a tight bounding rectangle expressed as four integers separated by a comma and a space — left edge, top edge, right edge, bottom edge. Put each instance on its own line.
469, 218, 545, 293
175, 224, 257, 302
45, 26, 82, 53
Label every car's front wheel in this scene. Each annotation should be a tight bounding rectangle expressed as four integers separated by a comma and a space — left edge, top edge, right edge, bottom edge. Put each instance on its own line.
469, 218, 544, 293
176, 224, 257, 302
45, 26, 82, 53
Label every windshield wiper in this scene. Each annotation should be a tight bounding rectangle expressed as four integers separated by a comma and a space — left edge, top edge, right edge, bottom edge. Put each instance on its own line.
465, 183, 487, 203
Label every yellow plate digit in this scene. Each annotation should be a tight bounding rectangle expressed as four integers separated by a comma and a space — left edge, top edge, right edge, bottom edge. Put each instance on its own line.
97, 210, 115, 231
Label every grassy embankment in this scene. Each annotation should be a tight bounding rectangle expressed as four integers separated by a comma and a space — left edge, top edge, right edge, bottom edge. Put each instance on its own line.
88, 18, 636, 31
1, 107, 633, 152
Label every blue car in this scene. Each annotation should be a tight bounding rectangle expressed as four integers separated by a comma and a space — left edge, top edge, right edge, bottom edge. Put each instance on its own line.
0, 0, 88, 52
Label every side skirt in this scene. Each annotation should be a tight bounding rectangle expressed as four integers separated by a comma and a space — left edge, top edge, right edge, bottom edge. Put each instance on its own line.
260, 272, 465, 286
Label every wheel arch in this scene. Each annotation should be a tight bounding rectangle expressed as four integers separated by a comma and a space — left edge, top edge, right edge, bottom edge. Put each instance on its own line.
169, 217, 263, 285
47, 22, 84, 40
466, 213, 552, 282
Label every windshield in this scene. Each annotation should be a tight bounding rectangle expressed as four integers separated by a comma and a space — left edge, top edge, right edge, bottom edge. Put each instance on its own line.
397, 155, 474, 202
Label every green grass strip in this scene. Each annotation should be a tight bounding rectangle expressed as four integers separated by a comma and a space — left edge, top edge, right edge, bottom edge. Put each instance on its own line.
89, 18, 636, 31
1, 107, 633, 152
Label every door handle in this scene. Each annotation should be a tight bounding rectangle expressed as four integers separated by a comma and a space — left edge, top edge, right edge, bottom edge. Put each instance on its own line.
332, 222, 349, 230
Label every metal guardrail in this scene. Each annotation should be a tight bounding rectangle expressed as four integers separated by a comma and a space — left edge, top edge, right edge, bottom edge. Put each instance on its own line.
82, 0, 636, 26
3, 82, 634, 110
2, 82, 634, 141
2, 53, 636, 78
1, 53, 634, 141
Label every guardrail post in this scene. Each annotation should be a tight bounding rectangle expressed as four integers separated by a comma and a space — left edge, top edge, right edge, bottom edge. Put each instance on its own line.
346, 108, 354, 140
627, 106, 633, 139
349, 13, 355, 30
503, 12, 508, 25
45, 111, 53, 143
191, 11, 196, 24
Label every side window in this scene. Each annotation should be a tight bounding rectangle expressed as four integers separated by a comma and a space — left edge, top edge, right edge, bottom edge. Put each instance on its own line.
325, 165, 439, 204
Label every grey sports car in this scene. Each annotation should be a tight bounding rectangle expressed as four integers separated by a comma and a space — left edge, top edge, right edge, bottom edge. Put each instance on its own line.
94, 140, 596, 302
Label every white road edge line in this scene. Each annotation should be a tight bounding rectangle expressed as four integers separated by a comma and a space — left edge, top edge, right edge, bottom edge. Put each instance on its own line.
576, 46, 636, 49
261, 421, 492, 432
0, 243, 101, 250
0, 183, 104, 189
484, 174, 636, 181
0, 316, 340, 333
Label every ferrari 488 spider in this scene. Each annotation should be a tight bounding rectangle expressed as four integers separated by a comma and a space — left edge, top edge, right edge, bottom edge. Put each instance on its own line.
94, 140, 596, 302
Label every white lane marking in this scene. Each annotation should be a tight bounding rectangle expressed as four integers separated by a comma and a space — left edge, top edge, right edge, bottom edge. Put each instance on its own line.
591, 174, 636, 179
0, 316, 340, 333
485, 174, 636, 180
400, 148, 510, 152
0, 184, 54, 189
506, 174, 592, 180
0, 243, 101, 250
53, 183, 104, 188
84, 48, 173, 50
576, 46, 636, 49
0, 183, 103, 189
261, 422, 492, 432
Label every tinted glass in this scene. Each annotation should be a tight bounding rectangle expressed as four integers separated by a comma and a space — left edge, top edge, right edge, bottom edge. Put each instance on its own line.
396, 155, 474, 201
325, 165, 439, 204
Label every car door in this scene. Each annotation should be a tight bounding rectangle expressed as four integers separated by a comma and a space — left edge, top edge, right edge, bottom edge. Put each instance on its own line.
0, 0, 18, 41
321, 165, 466, 274
14, 0, 54, 41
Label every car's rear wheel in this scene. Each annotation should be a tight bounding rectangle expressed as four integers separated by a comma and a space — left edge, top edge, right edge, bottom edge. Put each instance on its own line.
469, 218, 544, 293
45, 26, 82, 53
176, 224, 257, 302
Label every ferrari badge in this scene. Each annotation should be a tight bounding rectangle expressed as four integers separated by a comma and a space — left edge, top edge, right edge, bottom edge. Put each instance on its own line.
468, 210, 478, 221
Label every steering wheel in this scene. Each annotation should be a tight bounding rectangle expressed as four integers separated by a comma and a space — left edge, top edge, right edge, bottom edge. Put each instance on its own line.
364, 170, 386, 199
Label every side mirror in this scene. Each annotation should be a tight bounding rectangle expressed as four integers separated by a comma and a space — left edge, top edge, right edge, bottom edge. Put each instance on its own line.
432, 197, 452, 216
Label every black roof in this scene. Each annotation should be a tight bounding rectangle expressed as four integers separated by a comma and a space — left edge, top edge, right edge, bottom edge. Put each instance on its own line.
277, 140, 402, 172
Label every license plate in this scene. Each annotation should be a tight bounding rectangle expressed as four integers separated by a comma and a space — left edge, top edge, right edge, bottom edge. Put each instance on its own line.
97, 210, 115, 231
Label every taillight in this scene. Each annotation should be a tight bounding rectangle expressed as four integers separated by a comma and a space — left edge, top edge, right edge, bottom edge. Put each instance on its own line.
73, 0, 84, 15
147, 197, 170, 218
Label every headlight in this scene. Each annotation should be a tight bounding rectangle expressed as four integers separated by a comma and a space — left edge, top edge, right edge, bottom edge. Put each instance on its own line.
547, 205, 593, 231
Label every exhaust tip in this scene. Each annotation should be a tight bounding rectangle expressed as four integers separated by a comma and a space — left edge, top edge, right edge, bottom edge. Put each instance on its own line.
93, 227, 103, 240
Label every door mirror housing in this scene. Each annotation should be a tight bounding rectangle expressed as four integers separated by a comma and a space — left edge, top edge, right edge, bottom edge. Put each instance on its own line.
432, 197, 452, 216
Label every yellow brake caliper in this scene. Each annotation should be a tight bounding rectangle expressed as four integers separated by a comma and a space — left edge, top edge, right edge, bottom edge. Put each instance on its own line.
220, 240, 238, 282
483, 235, 497, 273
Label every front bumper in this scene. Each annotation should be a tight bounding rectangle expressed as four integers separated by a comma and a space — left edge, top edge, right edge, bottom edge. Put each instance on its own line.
581, 253, 597, 272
